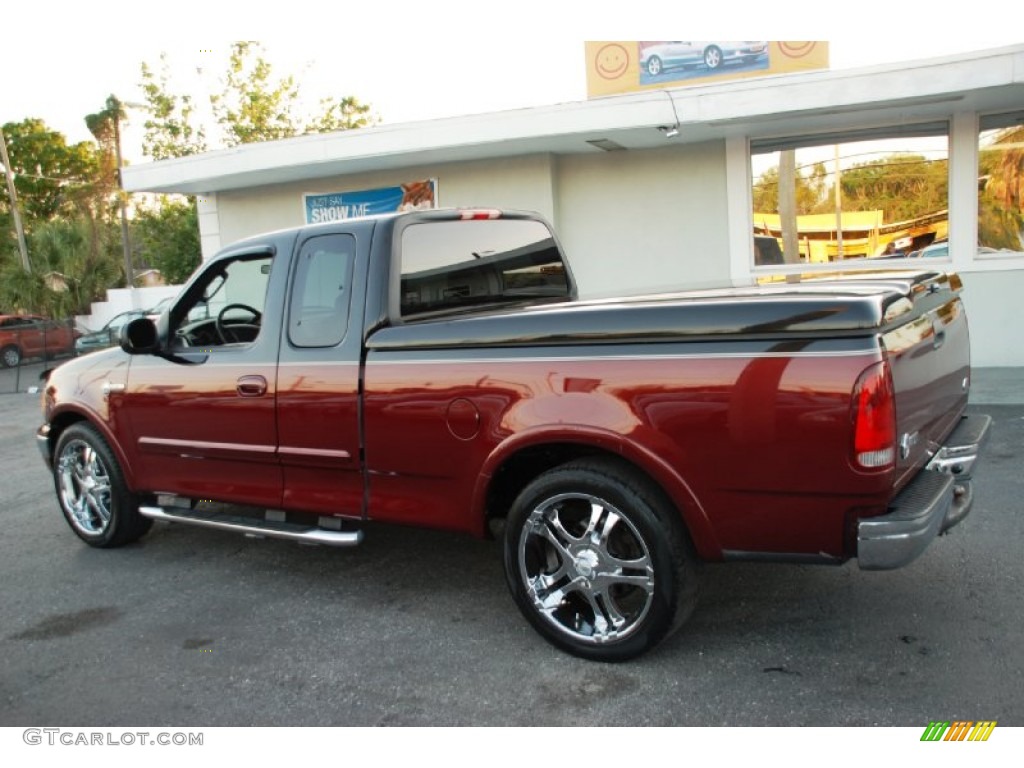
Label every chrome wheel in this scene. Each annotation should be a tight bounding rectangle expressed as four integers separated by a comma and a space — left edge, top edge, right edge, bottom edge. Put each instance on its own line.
518, 492, 655, 645
646, 56, 662, 76
704, 46, 722, 69
58, 438, 112, 535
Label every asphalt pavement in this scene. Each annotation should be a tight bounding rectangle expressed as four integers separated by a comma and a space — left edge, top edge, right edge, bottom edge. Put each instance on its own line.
0, 383, 1021, 726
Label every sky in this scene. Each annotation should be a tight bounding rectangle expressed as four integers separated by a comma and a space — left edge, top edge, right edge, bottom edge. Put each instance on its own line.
2, 2, 1021, 163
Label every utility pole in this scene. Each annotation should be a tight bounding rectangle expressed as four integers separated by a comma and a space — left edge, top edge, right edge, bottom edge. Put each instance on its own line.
111, 98, 135, 292
0, 128, 31, 272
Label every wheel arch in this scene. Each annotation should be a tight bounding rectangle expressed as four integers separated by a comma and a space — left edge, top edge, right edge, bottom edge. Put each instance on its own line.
45, 405, 138, 490
473, 427, 722, 559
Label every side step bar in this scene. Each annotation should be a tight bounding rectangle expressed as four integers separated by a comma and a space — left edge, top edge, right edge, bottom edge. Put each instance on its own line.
139, 506, 363, 547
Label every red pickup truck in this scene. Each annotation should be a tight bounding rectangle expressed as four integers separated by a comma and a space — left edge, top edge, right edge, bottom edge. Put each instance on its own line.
37, 209, 990, 660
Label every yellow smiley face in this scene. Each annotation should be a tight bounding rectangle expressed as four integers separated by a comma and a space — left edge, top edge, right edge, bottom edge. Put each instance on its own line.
595, 44, 629, 80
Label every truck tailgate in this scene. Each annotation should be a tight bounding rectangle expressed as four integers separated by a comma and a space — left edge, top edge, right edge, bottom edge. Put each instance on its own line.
881, 273, 972, 494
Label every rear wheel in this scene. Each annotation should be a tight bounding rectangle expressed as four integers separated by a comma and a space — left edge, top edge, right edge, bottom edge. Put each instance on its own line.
53, 423, 151, 548
503, 458, 697, 661
704, 46, 723, 70
645, 56, 663, 76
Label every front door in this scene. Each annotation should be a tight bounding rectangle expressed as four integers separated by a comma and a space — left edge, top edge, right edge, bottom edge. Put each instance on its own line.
120, 249, 285, 508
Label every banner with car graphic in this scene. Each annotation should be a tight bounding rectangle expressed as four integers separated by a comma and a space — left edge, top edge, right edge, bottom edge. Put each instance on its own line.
586, 41, 829, 98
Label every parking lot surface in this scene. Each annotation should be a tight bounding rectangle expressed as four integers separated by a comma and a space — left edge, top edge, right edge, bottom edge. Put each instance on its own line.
1, 391, 1021, 726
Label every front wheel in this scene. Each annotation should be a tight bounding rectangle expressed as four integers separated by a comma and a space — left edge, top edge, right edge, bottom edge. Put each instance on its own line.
704, 46, 723, 70
53, 423, 152, 547
1, 344, 21, 368
503, 459, 697, 661
645, 56, 662, 76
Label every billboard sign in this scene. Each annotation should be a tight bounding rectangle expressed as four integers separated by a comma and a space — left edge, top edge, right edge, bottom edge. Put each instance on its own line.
586, 41, 829, 98
304, 179, 437, 224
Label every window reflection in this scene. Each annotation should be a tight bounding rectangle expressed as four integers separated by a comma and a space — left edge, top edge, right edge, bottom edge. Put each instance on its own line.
750, 126, 950, 265
978, 113, 1024, 258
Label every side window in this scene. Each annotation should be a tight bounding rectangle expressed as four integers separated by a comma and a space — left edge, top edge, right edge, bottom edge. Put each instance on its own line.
288, 234, 355, 348
171, 253, 272, 348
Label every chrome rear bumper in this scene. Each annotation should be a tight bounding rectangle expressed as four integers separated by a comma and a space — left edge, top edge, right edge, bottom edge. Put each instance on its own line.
857, 413, 991, 571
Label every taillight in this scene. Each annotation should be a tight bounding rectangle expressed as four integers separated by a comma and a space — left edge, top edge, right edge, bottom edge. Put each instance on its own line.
852, 360, 896, 470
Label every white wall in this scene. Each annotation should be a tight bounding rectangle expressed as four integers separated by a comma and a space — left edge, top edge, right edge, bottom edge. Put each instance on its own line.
76, 285, 182, 332
959, 270, 1024, 367
213, 155, 558, 252
556, 142, 731, 298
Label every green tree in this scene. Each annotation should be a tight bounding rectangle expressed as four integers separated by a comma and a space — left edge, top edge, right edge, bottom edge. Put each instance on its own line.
140, 54, 207, 161
752, 164, 823, 215
0, 217, 122, 317
133, 197, 201, 284
0, 118, 100, 222
837, 153, 948, 222
140, 42, 376, 155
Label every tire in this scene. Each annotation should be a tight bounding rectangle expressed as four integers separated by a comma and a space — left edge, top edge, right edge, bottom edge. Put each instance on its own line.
645, 56, 662, 76
704, 46, 723, 70
1, 344, 21, 368
503, 458, 698, 661
53, 423, 152, 548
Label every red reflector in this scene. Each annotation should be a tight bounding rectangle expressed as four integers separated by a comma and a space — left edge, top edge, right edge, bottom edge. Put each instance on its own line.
852, 361, 896, 470
458, 209, 501, 220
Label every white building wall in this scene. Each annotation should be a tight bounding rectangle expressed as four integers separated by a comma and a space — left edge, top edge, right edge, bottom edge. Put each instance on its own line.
212, 155, 558, 251
959, 270, 1024, 367
555, 142, 731, 298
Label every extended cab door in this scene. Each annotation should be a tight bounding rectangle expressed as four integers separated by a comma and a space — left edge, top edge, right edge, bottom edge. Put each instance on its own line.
120, 247, 285, 507
275, 232, 366, 518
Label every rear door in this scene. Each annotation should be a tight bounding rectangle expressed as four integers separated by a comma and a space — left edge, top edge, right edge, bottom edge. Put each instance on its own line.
275, 232, 367, 518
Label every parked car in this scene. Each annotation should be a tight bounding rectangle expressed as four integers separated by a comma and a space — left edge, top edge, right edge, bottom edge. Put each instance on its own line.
74, 310, 149, 355
0, 314, 75, 368
920, 241, 949, 258
641, 41, 767, 76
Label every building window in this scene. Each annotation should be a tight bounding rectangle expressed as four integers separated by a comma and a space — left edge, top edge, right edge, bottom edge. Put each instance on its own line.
750, 123, 950, 266
978, 112, 1024, 259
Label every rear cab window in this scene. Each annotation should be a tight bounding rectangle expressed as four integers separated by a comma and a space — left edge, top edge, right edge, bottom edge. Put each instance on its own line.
399, 218, 570, 319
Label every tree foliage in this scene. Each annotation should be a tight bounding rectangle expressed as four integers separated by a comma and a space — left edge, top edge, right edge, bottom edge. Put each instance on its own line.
0, 217, 122, 316
979, 125, 1024, 250
133, 197, 201, 284
140, 42, 376, 157
754, 153, 948, 223
0, 118, 101, 222
140, 54, 207, 161
212, 42, 374, 146
0, 117, 124, 316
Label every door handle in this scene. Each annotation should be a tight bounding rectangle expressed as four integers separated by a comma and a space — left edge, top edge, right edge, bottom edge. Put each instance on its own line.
236, 375, 267, 397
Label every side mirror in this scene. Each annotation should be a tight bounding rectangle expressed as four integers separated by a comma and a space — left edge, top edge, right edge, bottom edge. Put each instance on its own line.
120, 317, 159, 355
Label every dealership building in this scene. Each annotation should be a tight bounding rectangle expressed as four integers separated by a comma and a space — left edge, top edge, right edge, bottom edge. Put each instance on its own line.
122, 43, 1024, 366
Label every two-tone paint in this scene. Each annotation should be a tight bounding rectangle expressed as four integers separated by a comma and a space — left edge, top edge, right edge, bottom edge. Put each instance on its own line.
38, 210, 972, 565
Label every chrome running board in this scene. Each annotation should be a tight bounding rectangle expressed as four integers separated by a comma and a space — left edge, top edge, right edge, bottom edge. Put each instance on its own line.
138, 506, 363, 547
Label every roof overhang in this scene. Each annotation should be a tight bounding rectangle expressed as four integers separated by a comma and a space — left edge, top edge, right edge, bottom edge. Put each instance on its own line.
122, 45, 1024, 196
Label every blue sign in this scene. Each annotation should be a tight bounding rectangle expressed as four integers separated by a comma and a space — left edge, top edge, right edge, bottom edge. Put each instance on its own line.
304, 180, 436, 224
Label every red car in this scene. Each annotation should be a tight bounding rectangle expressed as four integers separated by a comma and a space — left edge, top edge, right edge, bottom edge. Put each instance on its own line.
0, 314, 75, 368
